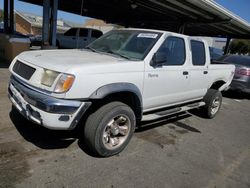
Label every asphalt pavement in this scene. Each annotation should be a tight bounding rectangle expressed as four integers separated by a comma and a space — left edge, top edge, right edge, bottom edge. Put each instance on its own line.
0, 59, 249, 188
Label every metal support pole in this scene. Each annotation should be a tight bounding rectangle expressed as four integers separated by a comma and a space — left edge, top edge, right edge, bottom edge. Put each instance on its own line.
9, 0, 14, 34
178, 23, 186, 34
224, 37, 231, 55
4, 0, 9, 33
50, 0, 58, 47
42, 0, 50, 47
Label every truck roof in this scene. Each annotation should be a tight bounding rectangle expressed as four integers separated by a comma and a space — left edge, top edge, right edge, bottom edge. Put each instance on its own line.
116, 27, 189, 38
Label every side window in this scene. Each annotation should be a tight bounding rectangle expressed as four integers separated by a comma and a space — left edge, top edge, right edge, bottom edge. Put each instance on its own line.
191, 40, 206, 66
64, 28, 77, 36
157, 36, 186, 65
79, 29, 88, 37
91, 30, 103, 38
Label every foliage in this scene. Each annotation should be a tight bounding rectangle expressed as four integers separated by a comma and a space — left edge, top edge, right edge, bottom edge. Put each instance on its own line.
229, 39, 250, 55
0, 11, 3, 22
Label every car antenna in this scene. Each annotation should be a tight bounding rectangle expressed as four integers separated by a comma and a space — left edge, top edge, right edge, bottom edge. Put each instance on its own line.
76, 0, 84, 49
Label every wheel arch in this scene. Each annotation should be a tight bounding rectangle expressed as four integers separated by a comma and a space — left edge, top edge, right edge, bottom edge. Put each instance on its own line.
89, 83, 143, 121
210, 80, 226, 91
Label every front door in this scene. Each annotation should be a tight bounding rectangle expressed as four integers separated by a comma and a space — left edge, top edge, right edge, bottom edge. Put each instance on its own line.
77, 28, 90, 48
143, 36, 191, 111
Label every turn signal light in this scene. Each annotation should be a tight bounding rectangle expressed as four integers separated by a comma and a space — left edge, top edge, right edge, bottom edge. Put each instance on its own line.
54, 74, 75, 93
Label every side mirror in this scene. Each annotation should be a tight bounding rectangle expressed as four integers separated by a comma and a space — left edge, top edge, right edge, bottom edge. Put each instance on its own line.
150, 52, 167, 67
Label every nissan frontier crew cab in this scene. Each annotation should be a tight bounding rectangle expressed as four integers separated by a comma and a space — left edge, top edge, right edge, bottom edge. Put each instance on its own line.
8, 28, 235, 157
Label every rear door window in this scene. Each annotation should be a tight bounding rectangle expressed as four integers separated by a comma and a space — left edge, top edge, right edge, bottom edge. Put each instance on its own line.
191, 40, 206, 66
79, 29, 88, 37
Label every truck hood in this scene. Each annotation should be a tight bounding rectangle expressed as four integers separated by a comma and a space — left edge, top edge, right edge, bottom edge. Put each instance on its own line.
17, 49, 128, 73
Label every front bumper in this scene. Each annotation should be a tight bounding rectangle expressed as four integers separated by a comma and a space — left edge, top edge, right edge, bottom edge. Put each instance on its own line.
8, 76, 91, 130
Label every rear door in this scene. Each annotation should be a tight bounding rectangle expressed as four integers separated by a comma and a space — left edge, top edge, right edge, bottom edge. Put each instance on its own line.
77, 28, 89, 48
188, 39, 210, 99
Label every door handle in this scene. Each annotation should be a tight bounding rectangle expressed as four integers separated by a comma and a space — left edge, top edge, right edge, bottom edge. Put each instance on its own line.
72, 37, 76, 39
183, 71, 189, 75
203, 71, 208, 74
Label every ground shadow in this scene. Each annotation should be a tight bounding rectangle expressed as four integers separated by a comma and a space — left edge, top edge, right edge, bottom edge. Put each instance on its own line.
136, 112, 201, 133
0, 59, 10, 68
10, 106, 201, 157
9, 106, 103, 157
77, 139, 102, 158
222, 90, 250, 100
9, 107, 77, 149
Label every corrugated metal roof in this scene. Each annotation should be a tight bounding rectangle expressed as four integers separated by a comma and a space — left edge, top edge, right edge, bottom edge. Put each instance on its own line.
19, 0, 250, 38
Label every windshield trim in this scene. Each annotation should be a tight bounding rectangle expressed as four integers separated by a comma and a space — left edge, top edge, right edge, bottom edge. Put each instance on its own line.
86, 30, 163, 61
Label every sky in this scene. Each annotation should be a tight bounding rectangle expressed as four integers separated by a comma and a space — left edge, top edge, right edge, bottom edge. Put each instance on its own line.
215, 0, 250, 23
0, 0, 250, 24
0, 0, 88, 24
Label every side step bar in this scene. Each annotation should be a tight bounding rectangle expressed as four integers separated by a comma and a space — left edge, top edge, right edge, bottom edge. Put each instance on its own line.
142, 101, 205, 121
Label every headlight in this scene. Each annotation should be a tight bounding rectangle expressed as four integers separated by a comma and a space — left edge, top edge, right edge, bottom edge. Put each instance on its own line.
41, 69, 60, 87
54, 73, 75, 93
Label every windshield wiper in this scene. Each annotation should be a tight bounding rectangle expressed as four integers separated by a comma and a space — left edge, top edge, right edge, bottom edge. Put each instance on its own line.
107, 50, 134, 60
85, 46, 99, 53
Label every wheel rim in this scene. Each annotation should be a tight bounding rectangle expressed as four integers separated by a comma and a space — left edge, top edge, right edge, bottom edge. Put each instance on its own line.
210, 96, 221, 115
102, 115, 131, 150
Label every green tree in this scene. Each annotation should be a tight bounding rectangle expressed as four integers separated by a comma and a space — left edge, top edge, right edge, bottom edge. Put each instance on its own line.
229, 39, 250, 55
0, 11, 3, 22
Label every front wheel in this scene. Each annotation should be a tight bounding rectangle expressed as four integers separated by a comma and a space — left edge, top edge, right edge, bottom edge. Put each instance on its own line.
201, 89, 222, 119
84, 102, 136, 157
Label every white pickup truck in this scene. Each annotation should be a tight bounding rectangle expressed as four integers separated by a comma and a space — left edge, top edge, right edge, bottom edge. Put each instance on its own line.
8, 28, 235, 157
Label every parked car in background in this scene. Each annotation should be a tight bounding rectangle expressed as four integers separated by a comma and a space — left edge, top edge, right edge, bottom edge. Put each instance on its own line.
0, 22, 3, 29
218, 55, 250, 93
56, 27, 103, 49
209, 47, 224, 61
26, 34, 42, 47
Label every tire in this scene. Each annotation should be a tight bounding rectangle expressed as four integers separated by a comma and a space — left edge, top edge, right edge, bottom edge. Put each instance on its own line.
84, 102, 136, 157
202, 89, 222, 119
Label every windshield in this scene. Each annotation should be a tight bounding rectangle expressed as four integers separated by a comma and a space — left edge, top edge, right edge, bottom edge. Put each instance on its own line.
87, 30, 161, 60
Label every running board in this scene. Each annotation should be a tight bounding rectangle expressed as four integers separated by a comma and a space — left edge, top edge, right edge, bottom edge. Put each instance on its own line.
142, 101, 205, 121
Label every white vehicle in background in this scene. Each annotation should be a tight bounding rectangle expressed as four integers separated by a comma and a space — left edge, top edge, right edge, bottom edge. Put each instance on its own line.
9, 28, 235, 157
0, 21, 3, 29
56, 27, 103, 49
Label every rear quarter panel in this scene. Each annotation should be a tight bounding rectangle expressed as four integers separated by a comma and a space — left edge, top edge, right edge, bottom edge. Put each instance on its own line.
208, 64, 235, 90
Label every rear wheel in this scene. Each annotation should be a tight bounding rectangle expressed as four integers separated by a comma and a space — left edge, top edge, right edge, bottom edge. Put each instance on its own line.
84, 102, 136, 157
202, 89, 222, 118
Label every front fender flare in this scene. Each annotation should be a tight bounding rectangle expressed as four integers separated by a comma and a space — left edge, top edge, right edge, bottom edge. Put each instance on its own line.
89, 83, 143, 119
90, 82, 142, 102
